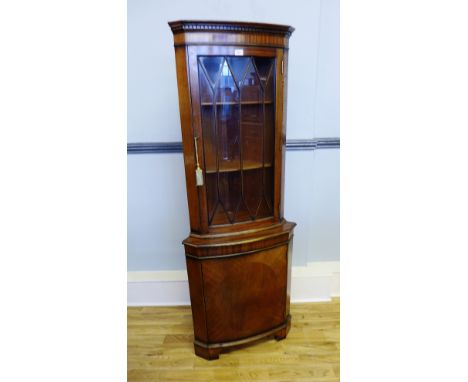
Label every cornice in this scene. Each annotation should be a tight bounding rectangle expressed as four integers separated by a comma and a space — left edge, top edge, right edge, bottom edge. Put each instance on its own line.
168, 20, 295, 37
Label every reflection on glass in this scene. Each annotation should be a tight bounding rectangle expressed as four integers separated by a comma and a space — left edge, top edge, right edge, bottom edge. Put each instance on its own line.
198, 56, 275, 225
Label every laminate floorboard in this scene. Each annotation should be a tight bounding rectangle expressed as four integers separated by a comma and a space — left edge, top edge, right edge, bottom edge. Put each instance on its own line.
128, 298, 340, 381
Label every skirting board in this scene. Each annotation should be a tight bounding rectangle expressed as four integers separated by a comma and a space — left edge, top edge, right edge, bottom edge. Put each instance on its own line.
127, 261, 339, 306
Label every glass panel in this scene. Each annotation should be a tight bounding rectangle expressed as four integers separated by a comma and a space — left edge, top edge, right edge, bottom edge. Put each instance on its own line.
218, 171, 242, 224
254, 57, 274, 102
207, 172, 242, 225
199, 69, 216, 172
264, 63, 275, 103
198, 56, 275, 225
198, 64, 213, 105
198, 66, 217, 221
263, 167, 274, 215
215, 60, 239, 104
240, 59, 263, 217
254, 57, 273, 84
215, 60, 240, 172
227, 57, 250, 84
263, 102, 275, 214
205, 173, 218, 224
201, 105, 217, 173
199, 57, 224, 85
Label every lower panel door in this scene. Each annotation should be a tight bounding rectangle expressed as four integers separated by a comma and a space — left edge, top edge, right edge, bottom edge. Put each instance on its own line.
201, 244, 288, 343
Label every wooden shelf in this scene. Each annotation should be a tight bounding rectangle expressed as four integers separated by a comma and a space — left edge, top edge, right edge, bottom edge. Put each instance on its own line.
201, 100, 273, 106
205, 160, 272, 174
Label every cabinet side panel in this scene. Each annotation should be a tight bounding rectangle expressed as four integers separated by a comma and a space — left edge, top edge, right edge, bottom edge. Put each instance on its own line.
285, 235, 293, 318
174, 46, 201, 232
185, 257, 208, 342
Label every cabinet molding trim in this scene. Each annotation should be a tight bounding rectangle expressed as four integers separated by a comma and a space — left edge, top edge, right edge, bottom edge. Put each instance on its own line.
169, 20, 295, 36
127, 138, 340, 154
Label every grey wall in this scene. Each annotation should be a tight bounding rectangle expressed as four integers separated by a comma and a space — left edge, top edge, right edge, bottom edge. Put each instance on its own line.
127, 0, 340, 271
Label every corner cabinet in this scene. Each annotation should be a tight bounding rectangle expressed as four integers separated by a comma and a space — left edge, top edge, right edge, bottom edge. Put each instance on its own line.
169, 20, 296, 360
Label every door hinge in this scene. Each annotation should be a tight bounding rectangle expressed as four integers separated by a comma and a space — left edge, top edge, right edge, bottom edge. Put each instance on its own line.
281, 59, 284, 75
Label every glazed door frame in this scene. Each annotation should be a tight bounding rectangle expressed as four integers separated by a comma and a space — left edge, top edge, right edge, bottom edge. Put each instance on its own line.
185, 45, 286, 235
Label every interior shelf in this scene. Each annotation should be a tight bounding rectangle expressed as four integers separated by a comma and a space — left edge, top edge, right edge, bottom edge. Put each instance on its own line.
201, 100, 273, 106
205, 160, 272, 174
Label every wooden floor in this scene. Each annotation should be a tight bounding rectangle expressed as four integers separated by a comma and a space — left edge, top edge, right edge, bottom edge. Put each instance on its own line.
128, 299, 340, 381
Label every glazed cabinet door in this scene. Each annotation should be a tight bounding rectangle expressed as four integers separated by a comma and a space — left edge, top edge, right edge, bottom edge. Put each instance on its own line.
187, 46, 282, 231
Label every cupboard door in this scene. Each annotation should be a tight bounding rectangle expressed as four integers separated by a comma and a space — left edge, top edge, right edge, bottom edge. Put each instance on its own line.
197, 55, 276, 226
200, 244, 288, 343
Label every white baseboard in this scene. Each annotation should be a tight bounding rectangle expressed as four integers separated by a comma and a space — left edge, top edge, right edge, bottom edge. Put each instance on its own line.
127, 261, 339, 306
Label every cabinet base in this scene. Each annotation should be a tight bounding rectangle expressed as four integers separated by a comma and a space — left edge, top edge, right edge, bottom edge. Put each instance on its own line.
193, 315, 291, 360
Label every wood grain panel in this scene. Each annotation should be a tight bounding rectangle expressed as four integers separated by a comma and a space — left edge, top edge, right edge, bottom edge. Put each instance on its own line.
185, 257, 208, 342
201, 245, 288, 343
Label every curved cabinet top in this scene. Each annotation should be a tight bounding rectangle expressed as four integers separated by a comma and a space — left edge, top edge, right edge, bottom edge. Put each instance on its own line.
168, 20, 295, 49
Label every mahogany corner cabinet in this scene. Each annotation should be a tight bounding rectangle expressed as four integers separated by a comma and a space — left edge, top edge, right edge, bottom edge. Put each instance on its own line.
169, 20, 296, 360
